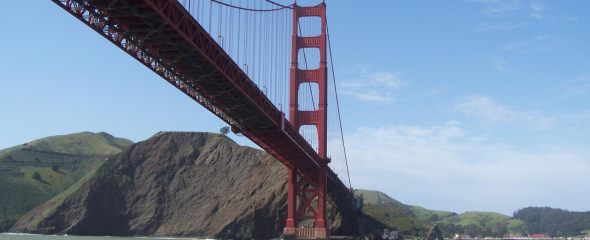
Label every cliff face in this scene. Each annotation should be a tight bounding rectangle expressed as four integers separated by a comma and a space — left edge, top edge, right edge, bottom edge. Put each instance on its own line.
11, 132, 356, 238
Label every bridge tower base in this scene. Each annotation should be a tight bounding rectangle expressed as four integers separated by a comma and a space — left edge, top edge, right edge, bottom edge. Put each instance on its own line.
285, 2, 330, 240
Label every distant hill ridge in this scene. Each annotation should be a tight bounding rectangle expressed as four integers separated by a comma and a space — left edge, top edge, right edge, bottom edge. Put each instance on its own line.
514, 207, 590, 237
4, 132, 590, 238
355, 189, 431, 236
0, 132, 132, 158
10, 132, 357, 239
354, 189, 525, 238
0, 132, 132, 231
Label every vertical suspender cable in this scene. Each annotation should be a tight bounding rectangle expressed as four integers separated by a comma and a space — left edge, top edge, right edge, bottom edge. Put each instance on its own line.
237, 6, 241, 66
245, 1, 249, 75
220, 1, 223, 50
253, 1, 257, 84
276, 7, 279, 106
257, 0, 262, 86
208, 1, 212, 33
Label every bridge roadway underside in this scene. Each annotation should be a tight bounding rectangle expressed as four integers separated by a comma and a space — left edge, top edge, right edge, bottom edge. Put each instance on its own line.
53, 0, 347, 188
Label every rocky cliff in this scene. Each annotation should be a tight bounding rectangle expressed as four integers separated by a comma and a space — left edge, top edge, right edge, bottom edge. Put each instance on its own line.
11, 132, 356, 238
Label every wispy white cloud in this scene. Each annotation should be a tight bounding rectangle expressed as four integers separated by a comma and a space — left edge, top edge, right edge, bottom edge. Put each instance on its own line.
487, 56, 509, 70
425, 85, 449, 96
564, 16, 579, 22
469, 0, 551, 20
560, 109, 590, 130
476, 0, 522, 16
340, 90, 394, 103
559, 75, 590, 96
475, 21, 528, 31
341, 71, 403, 103
456, 95, 553, 129
530, 1, 547, 19
466, 0, 499, 3
343, 72, 402, 89
504, 35, 568, 54
344, 123, 590, 214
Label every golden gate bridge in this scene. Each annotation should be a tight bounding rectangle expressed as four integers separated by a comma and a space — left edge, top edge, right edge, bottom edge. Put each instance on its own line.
51, 0, 353, 238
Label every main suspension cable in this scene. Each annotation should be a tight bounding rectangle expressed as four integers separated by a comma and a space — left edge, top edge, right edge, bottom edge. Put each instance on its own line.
264, 0, 294, 9
210, 0, 292, 12
327, 22, 353, 191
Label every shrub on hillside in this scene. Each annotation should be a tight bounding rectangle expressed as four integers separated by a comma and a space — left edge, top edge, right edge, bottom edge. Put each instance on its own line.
32, 172, 42, 182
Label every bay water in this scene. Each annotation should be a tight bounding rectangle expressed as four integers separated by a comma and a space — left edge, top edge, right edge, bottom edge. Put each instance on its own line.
0, 233, 210, 240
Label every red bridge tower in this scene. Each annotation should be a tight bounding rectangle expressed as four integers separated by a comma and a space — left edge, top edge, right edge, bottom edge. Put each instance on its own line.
284, 2, 330, 239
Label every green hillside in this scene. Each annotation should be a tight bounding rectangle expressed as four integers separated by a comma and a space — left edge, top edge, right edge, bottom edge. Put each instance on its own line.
355, 189, 431, 237
0, 132, 131, 158
0, 132, 132, 231
409, 205, 457, 222
355, 189, 404, 205
439, 211, 511, 226
354, 189, 527, 238
436, 211, 525, 237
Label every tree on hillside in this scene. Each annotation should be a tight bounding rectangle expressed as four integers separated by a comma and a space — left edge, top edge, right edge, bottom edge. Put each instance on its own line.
437, 223, 463, 237
465, 224, 480, 238
514, 207, 590, 237
51, 165, 66, 175
220, 126, 230, 135
492, 223, 508, 237
428, 213, 441, 222
32, 172, 42, 182
31, 172, 49, 184
427, 224, 443, 240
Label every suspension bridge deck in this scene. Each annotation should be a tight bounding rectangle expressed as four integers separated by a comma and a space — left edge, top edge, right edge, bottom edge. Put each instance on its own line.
53, 0, 347, 186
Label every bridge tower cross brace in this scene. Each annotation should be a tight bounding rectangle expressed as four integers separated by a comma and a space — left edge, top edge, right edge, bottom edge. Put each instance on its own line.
284, 2, 329, 239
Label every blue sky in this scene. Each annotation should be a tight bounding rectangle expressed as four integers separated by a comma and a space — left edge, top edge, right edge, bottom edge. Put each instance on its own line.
1, 1, 590, 215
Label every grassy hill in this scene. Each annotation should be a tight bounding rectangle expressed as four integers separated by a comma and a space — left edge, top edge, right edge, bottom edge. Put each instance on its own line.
0, 132, 132, 231
356, 189, 405, 205
409, 205, 457, 222
355, 189, 431, 237
354, 189, 527, 238
439, 211, 514, 227
436, 211, 525, 237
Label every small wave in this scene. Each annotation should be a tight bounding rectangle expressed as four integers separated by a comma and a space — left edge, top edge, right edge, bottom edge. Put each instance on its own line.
134, 238, 212, 240
0, 233, 213, 240
0, 233, 41, 236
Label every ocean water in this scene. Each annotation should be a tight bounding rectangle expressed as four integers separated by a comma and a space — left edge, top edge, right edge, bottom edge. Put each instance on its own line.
0, 233, 210, 240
